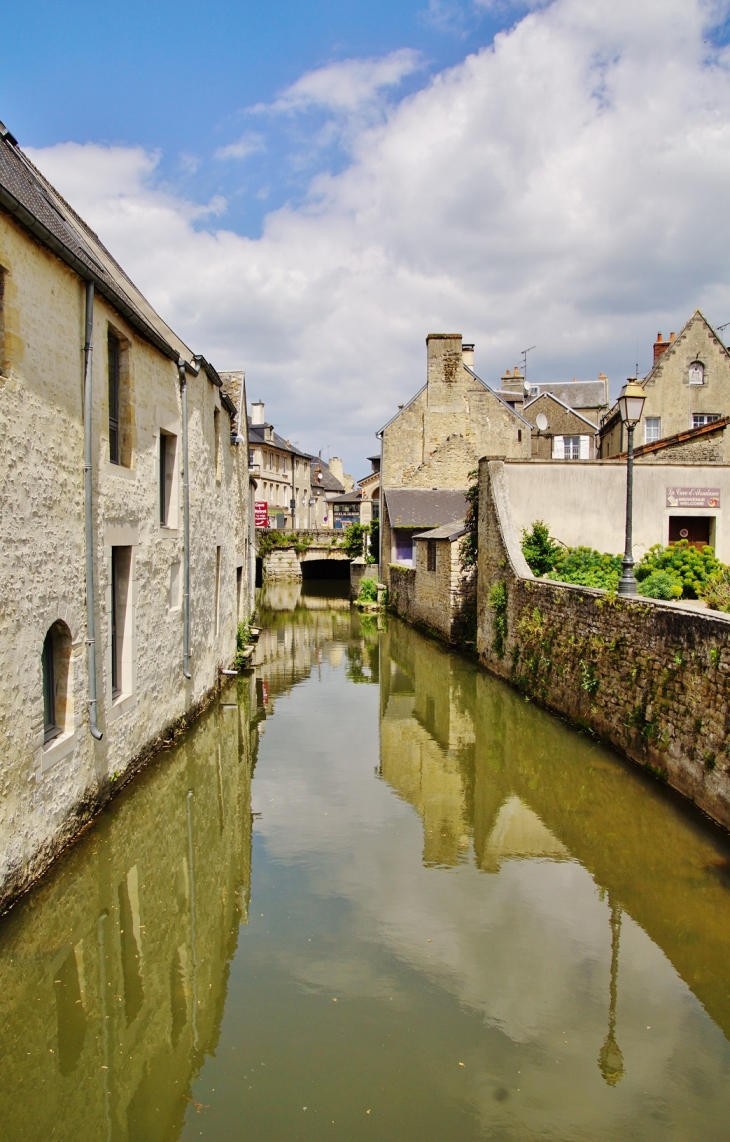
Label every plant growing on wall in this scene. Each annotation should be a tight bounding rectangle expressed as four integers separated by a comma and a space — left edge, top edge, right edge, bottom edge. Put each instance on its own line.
358, 577, 378, 602
489, 581, 508, 658
234, 621, 252, 671
635, 541, 722, 600
459, 470, 479, 570
368, 520, 379, 564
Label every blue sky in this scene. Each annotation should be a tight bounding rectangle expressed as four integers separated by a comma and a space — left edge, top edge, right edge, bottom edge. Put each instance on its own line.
6, 0, 730, 470
4, 0, 512, 236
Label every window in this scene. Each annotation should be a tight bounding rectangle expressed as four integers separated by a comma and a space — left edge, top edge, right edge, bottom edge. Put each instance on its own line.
693, 413, 721, 428
214, 547, 221, 636
236, 566, 243, 621
645, 417, 661, 443
249, 448, 254, 467
111, 546, 132, 698
564, 436, 581, 459
42, 621, 72, 743
213, 407, 221, 482
394, 530, 414, 565
159, 432, 176, 526
427, 540, 437, 571
688, 362, 705, 386
108, 334, 120, 464
108, 332, 132, 466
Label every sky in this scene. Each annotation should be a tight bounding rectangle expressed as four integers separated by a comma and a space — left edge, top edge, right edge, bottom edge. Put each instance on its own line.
4, 0, 730, 472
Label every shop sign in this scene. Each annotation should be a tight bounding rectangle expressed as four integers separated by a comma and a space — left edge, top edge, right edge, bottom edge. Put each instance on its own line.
666, 487, 720, 508
255, 500, 269, 527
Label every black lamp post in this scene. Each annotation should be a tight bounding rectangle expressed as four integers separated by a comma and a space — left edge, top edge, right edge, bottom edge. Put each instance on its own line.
617, 379, 646, 596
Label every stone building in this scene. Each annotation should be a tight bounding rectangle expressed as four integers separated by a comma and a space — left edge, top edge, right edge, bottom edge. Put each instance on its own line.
600, 311, 730, 458
247, 401, 312, 528
378, 334, 531, 583
495, 367, 609, 424
522, 391, 600, 459
0, 122, 252, 906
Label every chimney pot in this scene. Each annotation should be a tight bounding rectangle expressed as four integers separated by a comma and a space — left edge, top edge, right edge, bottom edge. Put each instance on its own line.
653, 332, 671, 363
670, 331, 675, 340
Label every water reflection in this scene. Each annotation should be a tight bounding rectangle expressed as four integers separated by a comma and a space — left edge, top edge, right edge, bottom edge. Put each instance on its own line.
2, 604, 730, 1141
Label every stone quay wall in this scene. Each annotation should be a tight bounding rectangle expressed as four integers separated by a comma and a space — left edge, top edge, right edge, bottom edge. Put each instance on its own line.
477, 458, 730, 830
389, 547, 474, 645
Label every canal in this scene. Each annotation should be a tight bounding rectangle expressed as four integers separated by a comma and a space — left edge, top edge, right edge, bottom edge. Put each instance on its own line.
2, 584, 730, 1141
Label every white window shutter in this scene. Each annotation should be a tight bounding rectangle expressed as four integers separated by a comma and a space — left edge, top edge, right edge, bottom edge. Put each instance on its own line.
579, 435, 590, 459
552, 435, 565, 460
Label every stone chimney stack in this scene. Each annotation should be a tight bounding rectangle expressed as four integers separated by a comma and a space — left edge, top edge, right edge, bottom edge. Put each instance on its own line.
462, 342, 475, 369
500, 367, 525, 395
426, 333, 463, 409
251, 400, 265, 426
653, 332, 675, 363
329, 457, 344, 485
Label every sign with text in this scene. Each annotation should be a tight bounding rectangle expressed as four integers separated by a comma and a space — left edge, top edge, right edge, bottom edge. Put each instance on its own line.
666, 487, 720, 508
254, 500, 269, 527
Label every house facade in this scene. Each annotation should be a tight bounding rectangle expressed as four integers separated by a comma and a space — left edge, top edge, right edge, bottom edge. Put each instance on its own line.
248, 401, 312, 528
0, 123, 251, 906
378, 334, 531, 584
600, 311, 730, 459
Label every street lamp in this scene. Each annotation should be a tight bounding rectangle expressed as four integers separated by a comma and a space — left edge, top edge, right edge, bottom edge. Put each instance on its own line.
617, 379, 646, 596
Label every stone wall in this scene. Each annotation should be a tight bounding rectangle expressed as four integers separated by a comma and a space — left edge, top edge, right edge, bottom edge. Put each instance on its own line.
388, 543, 475, 645
635, 431, 725, 464
0, 207, 250, 910
477, 459, 730, 830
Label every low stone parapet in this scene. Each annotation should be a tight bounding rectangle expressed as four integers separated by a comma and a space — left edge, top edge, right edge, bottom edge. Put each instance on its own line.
478, 458, 730, 830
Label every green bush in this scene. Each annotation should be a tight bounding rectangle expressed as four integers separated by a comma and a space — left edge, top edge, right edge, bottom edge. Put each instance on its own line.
340, 523, 370, 559
358, 577, 378, 602
234, 620, 252, 671
459, 470, 479, 570
549, 547, 622, 591
521, 521, 561, 577
368, 520, 379, 563
699, 566, 730, 612
635, 541, 721, 599
637, 570, 683, 600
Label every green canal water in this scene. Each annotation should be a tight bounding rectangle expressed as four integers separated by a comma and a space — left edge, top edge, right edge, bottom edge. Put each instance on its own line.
2, 584, 730, 1141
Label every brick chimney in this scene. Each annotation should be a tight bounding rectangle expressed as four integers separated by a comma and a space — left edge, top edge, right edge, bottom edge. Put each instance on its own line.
653, 332, 675, 363
251, 400, 265, 426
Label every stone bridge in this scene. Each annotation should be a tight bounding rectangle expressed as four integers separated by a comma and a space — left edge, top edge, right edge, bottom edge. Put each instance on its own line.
257, 530, 352, 581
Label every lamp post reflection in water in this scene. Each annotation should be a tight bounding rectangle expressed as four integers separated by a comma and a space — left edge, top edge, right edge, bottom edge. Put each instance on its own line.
598, 898, 625, 1086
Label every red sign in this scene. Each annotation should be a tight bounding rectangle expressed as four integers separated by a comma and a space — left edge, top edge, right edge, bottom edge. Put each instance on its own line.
666, 487, 720, 508
261, 681, 269, 705
255, 501, 269, 527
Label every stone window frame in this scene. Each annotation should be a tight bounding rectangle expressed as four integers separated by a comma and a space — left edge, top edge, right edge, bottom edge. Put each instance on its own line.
107, 325, 134, 468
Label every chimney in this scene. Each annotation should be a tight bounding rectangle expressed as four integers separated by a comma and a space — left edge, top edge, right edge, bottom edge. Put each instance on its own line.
462, 342, 475, 368
501, 366, 525, 395
329, 457, 344, 484
426, 333, 463, 408
251, 400, 265, 426
653, 333, 672, 363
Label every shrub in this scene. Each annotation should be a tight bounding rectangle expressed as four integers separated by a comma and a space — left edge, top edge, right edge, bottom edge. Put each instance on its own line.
637, 570, 683, 600
358, 577, 378, 602
234, 620, 252, 671
699, 566, 730, 612
368, 520, 379, 564
521, 521, 561, 577
340, 523, 370, 559
549, 547, 622, 591
635, 541, 721, 599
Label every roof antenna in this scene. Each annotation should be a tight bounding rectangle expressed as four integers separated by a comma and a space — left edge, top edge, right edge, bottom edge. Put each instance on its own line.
521, 345, 536, 390
636, 340, 639, 381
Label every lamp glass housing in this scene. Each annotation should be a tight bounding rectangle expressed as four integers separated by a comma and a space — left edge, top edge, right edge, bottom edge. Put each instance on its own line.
618, 380, 646, 427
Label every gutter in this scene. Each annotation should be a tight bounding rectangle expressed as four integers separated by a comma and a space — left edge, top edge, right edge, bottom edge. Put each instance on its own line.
83, 282, 103, 740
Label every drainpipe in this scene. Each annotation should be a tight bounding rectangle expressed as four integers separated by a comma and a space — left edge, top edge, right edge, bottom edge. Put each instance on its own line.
179, 360, 192, 679
83, 281, 103, 740
377, 430, 383, 574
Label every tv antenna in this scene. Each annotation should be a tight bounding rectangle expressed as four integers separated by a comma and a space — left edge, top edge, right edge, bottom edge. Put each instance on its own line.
521, 345, 536, 388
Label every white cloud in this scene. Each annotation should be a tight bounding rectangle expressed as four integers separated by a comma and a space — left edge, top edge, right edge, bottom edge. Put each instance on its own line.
260, 49, 422, 114
27, 0, 730, 470
214, 131, 266, 161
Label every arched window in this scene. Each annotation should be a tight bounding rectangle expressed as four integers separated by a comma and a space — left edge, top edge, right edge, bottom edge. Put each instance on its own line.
688, 362, 705, 386
42, 621, 72, 743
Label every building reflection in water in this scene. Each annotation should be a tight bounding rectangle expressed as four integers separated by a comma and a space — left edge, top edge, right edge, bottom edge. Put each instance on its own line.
0, 680, 255, 1142
378, 618, 730, 1081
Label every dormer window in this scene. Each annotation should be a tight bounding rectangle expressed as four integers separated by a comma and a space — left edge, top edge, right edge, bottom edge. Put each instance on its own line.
688, 362, 705, 386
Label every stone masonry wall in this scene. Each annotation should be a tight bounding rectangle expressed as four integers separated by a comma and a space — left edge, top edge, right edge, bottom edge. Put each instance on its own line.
389, 543, 475, 645
635, 431, 724, 464
477, 458, 730, 830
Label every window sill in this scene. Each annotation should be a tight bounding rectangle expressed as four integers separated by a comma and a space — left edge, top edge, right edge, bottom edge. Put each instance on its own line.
159, 526, 180, 538
104, 462, 136, 482
107, 692, 137, 724
41, 730, 78, 772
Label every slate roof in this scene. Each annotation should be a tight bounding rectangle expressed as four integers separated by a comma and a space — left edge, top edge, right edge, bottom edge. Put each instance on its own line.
0, 121, 204, 371
413, 520, 466, 542
308, 456, 345, 493
248, 420, 310, 458
526, 380, 608, 409
328, 490, 363, 504
384, 489, 468, 528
